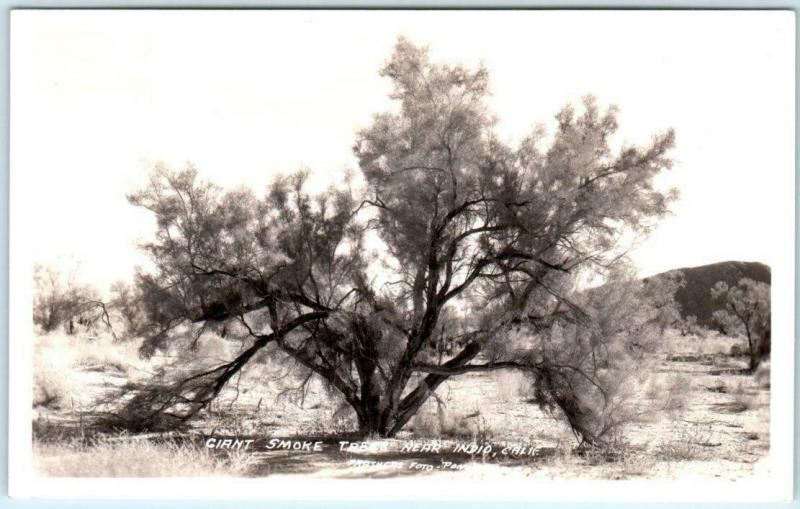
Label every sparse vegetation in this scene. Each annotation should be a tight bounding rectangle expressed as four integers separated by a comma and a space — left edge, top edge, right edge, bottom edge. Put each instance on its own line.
33, 434, 257, 477
33, 263, 100, 334
654, 424, 715, 462
660, 374, 692, 412
728, 381, 756, 412
32, 322, 770, 479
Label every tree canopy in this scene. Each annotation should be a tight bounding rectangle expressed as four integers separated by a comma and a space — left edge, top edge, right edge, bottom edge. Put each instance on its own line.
119, 37, 677, 445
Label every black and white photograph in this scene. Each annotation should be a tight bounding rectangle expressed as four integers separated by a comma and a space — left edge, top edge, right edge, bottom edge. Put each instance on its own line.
8, 9, 795, 501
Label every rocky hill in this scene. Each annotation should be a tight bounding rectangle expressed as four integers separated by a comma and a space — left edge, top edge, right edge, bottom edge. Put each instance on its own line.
644, 261, 771, 327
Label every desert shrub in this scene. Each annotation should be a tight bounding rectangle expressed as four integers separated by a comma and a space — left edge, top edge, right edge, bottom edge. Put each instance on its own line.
754, 361, 770, 389
33, 263, 101, 334
36, 331, 144, 376
641, 272, 686, 338
296, 405, 357, 438
410, 399, 459, 439
678, 315, 707, 338
32, 416, 87, 442
33, 332, 120, 410
654, 374, 691, 412
728, 380, 756, 412
108, 281, 149, 339
442, 411, 494, 442
410, 410, 442, 438
33, 434, 256, 477
33, 367, 71, 410
32, 330, 190, 415
653, 424, 714, 461
616, 451, 657, 478
489, 271, 675, 447
409, 400, 494, 442
675, 331, 731, 357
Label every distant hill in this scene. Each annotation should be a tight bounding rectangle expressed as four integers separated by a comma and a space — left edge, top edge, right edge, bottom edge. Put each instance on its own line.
644, 261, 771, 327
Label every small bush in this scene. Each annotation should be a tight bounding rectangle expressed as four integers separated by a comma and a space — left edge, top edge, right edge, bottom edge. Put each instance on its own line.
654, 439, 700, 461
654, 424, 714, 461
446, 412, 493, 443
729, 380, 756, 412
33, 367, 72, 410
409, 401, 494, 442
754, 361, 770, 389
660, 374, 691, 412
33, 264, 100, 333
705, 336, 733, 356
410, 411, 442, 438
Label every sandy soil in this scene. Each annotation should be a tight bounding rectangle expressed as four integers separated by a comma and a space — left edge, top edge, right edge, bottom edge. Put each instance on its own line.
32, 330, 771, 480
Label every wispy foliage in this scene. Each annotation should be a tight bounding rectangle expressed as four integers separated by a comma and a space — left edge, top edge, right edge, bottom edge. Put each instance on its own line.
115, 37, 677, 444
711, 278, 771, 370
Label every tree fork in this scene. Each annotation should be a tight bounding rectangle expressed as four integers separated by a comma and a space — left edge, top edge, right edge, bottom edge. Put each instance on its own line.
385, 341, 481, 436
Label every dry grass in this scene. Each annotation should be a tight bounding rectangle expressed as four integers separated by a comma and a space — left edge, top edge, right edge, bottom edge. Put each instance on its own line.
643, 373, 692, 412
728, 380, 757, 412
653, 424, 716, 461
33, 329, 253, 412
409, 401, 493, 442
36, 331, 145, 374
34, 332, 145, 410
33, 434, 257, 477
31, 327, 771, 480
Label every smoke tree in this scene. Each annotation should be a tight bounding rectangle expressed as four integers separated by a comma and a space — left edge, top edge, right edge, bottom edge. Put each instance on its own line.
119, 38, 677, 445
711, 278, 771, 370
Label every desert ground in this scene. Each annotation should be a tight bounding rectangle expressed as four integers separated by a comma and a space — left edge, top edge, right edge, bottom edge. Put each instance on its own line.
32, 327, 770, 480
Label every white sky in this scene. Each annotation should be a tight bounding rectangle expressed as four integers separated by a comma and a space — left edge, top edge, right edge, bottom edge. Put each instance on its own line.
11, 10, 795, 292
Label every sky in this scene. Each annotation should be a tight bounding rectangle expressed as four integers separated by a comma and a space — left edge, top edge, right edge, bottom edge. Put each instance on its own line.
11, 10, 795, 292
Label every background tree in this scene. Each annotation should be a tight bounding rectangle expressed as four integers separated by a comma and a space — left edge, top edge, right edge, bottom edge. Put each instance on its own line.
641, 272, 685, 337
116, 37, 677, 446
678, 315, 704, 337
108, 281, 148, 339
711, 278, 771, 370
33, 263, 101, 333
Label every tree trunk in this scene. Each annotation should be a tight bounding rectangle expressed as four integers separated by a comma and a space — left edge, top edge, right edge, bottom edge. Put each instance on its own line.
748, 348, 758, 371
356, 405, 389, 437
349, 342, 482, 438
744, 323, 758, 371
756, 328, 771, 364
354, 363, 389, 437
387, 342, 481, 436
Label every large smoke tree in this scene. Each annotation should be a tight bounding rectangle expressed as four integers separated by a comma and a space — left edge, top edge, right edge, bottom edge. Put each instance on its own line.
121, 38, 676, 445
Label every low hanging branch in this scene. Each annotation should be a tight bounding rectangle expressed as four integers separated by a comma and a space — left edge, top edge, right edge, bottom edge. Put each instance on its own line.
410, 353, 611, 446
104, 311, 328, 432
